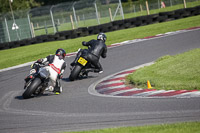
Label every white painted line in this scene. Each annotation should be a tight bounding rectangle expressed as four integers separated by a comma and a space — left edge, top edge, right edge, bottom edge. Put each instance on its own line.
132, 90, 166, 97
98, 80, 125, 86
0, 61, 34, 72
1, 27, 200, 73
97, 85, 127, 93
110, 88, 142, 96
175, 91, 200, 98
88, 62, 155, 98
157, 90, 176, 94
113, 73, 131, 78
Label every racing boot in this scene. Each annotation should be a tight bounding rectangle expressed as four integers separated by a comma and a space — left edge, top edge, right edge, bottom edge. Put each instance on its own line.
53, 80, 62, 95
94, 68, 103, 74
53, 86, 62, 95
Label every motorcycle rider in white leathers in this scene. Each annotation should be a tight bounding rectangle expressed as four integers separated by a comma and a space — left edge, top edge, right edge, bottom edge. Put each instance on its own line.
26, 48, 66, 94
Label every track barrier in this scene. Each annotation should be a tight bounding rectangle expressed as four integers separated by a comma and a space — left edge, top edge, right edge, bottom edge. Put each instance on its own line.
0, 5, 200, 50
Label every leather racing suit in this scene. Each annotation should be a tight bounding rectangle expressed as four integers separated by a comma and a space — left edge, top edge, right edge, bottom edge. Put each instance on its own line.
31, 54, 66, 93
72, 39, 107, 73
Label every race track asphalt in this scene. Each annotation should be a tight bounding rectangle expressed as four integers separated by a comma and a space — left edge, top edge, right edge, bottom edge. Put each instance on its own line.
0, 29, 200, 133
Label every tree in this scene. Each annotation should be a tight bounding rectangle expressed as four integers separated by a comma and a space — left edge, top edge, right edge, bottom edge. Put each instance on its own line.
0, 0, 40, 13
35, 0, 78, 6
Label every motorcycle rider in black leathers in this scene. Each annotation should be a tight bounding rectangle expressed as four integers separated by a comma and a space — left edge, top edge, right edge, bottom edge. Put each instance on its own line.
71, 33, 107, 75
25, 48, 66, 94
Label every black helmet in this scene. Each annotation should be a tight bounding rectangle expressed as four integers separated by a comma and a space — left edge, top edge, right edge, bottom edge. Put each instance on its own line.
97, 33, 107, 42
55, 48, 66, 59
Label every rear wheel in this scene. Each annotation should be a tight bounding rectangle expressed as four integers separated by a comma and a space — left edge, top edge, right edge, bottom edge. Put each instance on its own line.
23, 78, 41, 99
69, 65, 82, 81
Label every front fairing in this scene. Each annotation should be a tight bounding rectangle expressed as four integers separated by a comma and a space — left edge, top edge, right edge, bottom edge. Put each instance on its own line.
39, 67, 50, 79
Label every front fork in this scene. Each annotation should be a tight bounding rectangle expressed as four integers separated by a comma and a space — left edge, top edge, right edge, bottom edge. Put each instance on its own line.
74, 49, 83, 64
31, 78, 49, 95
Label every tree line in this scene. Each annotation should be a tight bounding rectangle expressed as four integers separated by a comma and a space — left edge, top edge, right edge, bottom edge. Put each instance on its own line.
0, 0, 141, 14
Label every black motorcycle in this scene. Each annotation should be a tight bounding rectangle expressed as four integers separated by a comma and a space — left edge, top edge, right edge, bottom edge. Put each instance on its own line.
23, 63, 50, 99
69, 49, 94, 81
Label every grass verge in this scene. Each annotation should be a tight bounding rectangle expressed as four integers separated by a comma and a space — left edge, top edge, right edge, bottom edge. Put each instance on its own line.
126, 48, 200, 90
34, 1, 200, 35
63, 122, 200, 133
0, 15, 200, 69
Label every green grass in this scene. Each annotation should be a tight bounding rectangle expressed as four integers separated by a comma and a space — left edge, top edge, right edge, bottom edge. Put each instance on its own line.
62, 122, 200, 133
34, 15, 124, 36
127, 48, 200, 90
33, 1, 200, 36
0, 15, 200, 69
124, 1, 200, 19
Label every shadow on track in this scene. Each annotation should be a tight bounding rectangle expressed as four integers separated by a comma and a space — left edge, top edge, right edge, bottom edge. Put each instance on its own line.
62, 75, 98, 82
15, 92, 59, 100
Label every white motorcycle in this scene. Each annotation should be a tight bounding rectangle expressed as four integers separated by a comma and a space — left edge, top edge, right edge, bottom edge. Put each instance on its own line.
23, 63, 51, 99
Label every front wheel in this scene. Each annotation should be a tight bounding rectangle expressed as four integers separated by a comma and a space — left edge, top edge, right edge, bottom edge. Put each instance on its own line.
69, 65, 82, 81
22, 78, 41, 99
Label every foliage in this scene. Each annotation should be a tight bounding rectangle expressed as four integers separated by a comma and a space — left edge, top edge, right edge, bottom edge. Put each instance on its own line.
34, 0, 79, 6
0, 0, 40, 13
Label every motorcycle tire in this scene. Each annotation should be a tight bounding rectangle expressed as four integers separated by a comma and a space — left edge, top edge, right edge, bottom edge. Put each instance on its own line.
22, 78, 41, 99
69, 65, 82, 81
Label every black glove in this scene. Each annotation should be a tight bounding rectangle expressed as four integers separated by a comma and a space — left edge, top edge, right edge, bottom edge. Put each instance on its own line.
82, 41, 87, 46
58, 74, 63, 79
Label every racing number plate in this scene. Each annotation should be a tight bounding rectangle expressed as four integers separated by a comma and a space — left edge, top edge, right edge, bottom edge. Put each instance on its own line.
78, 57, 88, 66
